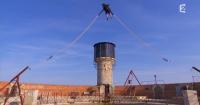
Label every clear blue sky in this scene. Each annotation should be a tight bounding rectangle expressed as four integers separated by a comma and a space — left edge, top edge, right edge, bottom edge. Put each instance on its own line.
0, 0, 200, 85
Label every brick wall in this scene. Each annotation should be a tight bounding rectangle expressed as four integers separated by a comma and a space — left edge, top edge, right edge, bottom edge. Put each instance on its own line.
1, 82, 199, 99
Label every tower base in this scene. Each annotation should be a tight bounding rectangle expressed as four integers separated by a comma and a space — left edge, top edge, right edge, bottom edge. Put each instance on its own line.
99, 84, 113, 97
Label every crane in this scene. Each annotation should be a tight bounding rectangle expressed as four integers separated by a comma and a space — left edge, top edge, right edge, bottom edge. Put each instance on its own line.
0, 66, 30, 105
123, 70, 142, 96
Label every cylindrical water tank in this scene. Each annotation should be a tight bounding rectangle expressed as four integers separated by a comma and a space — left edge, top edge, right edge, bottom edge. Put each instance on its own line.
94, 42, 115, 60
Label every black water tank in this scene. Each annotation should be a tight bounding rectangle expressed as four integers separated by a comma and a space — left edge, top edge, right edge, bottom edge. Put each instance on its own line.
94, 42, 115, 59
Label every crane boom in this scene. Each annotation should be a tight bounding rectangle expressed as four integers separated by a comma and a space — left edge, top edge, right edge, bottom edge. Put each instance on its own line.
0, 66, 29, 91
192, 66, 200, 73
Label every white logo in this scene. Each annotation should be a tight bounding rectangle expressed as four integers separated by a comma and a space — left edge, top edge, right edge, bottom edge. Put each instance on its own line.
179, 3, 186, 13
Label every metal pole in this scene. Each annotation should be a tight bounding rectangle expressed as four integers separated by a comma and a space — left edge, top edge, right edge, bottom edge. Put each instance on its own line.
154, 75, 157, 85
0, 66, 29, 92
16, 77, 24, 105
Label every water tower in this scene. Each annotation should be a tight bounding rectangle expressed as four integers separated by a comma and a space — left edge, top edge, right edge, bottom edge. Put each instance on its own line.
94, 42, 115, 96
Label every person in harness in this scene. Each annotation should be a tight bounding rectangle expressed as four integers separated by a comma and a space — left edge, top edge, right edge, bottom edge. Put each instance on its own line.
99, 3, 114, 20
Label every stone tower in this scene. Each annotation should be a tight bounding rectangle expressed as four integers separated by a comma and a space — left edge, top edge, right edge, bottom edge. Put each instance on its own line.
94, 42, 115, 96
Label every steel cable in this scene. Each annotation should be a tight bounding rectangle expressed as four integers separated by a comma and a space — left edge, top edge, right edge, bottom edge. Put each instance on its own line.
31, 15, 99, 69
114, 15, 169, 62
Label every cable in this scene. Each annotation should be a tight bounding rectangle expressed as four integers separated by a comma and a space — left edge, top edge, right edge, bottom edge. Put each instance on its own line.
31, 15, 99, 69
47, 15, 99, 61
114, 15, 169, 62
0, 15, 99, 92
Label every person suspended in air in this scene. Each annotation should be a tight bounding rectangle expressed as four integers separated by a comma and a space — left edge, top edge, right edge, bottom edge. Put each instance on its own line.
99, 3, 114, 20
